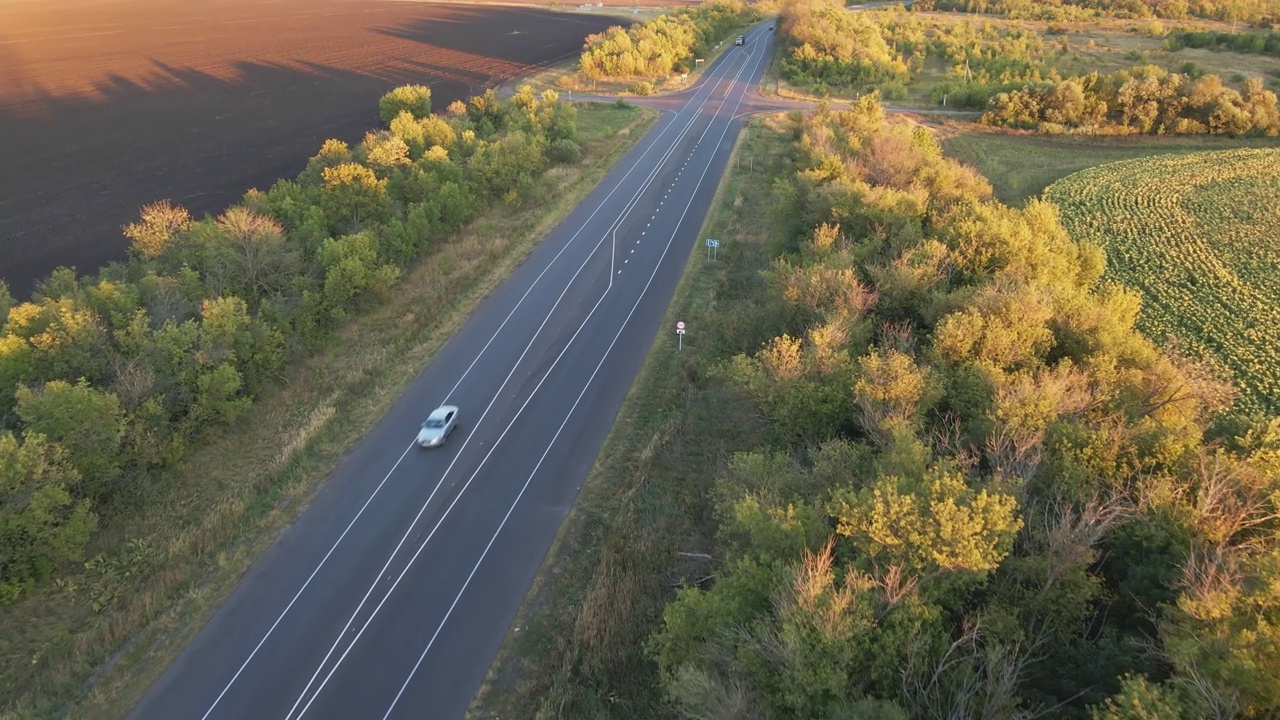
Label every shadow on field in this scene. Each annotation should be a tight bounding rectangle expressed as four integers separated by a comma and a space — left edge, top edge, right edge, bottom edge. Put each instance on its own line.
371, 7, 619, 67
0, 60, 471, 299
0, 5, 621, 298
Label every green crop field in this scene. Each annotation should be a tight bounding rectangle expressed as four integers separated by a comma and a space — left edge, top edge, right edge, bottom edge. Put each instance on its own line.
1045, 148, 1280, 415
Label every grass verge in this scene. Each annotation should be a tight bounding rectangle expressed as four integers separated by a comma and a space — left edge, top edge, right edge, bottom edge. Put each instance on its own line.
941, 125, 1280, 205
0, 101, 656, 720
468, 113, 792, 720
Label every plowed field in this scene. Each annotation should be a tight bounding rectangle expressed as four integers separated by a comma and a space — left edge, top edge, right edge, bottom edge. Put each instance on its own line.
0, 0, 628, 297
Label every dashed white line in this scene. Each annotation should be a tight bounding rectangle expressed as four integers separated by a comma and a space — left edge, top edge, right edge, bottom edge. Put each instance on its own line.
281, 44, 756, 720
378, 35, 770, 714
199, 45, 739, 720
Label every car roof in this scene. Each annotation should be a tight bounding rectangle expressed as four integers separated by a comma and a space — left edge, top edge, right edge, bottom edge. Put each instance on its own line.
427, 405, 458, 420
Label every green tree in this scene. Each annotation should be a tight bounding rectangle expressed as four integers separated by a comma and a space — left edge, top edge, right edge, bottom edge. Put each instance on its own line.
299, 138, 354, 188
852, 348, 940, 446
360, 130, 411, 170
467, 131, 547, 201
316, 232, 402, 317
388, 111, 428, 158
2, 297, 110, 386
1089, 674, 1192, 720
320, 162, 393, 232
0, 432, 96, 604
187, 362, 252, 430
15, 379, 126, 500
190, 206, 300, 302
378, 84, 432, 123
420, 114, 458, 151
198, 296, 284, 393
0, 332, 35, 415
0, 281, 14, 327
829, 465, 1021, 580
122, 200, 192, 260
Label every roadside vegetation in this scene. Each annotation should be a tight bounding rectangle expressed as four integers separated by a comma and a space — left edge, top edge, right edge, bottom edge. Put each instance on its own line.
479, 98, 1280, 719
0, 87, 655, 717
474, 111, 792, 720
911, 0, 1280, 24
574, 0, 759, 94
1045, 148, 1280, 416
771, 0, 1280, 134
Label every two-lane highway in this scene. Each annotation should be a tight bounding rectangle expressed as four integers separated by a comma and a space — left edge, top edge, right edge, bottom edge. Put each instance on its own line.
131, 23, 775, 720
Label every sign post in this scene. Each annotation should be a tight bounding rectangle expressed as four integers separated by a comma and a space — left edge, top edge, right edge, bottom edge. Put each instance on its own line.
705, 238, 720, 262
676, 321, 686, 351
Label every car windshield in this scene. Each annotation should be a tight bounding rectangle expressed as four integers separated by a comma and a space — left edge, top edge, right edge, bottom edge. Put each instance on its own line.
424, 419, 446, 429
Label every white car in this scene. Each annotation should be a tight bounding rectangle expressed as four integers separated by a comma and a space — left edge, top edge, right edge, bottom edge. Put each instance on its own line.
417, 405, 458, 448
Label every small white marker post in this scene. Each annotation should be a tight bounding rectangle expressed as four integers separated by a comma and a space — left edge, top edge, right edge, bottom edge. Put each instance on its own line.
676, 321, 686, 351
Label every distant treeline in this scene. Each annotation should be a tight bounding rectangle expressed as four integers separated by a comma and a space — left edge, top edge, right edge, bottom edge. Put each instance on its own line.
984, 65, 1280, 134
650, 97, 1280, 720
913, 0, 1280, 25
773, 3, 1280, 134
776, 2, 1069, 101
1166, 26, 1280, 54
777, 0, 911, 95
578, 0, 759, 80
0, 85, 582, 603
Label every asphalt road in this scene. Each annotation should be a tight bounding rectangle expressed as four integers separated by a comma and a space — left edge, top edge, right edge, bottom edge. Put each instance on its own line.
130, 23, 776, 720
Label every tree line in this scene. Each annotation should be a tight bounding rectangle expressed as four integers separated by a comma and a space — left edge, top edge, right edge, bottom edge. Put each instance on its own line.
886, 13, 1054, 106
984, 65, 1280, 134
1166, 26, 1280, 55
647, 98, 1280, 718
913, 0, 1280, 26
777, 0, 912, 96
0, 84, 583, 603
775, 4, 1060, 103
773, 2, 1280, 134
578, 0, 759, 81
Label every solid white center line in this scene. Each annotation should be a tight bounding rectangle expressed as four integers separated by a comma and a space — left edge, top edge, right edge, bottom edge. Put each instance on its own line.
377, 36, 768, 714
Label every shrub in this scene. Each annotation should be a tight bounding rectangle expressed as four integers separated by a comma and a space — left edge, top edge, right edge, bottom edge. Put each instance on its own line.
548, 138, 583, 164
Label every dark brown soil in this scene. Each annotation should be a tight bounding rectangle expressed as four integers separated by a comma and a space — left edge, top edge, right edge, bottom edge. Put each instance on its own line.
0, 0, 627, 297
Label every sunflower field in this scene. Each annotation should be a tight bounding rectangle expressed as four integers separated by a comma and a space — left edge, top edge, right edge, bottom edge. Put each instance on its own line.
1046, 148, 1280, 415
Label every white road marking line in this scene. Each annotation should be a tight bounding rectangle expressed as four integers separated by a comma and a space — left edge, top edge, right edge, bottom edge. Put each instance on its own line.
221, 23, 772, 720
284, 110, 710, 717
194, 442, 415, 720
281, 54, 746, 720
380, 41, 771, 717
290, 42, 763, 720
293, 274, 619, 720
198, 54, 728, 720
